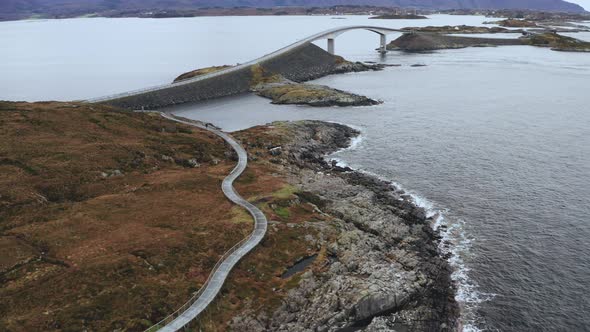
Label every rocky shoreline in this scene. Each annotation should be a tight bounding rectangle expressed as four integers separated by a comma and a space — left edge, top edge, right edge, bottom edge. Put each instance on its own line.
232, 121, 458, 331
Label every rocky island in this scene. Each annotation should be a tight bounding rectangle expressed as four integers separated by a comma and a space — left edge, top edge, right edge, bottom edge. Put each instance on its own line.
388, 31, 590, 53
387, 33, 525, 52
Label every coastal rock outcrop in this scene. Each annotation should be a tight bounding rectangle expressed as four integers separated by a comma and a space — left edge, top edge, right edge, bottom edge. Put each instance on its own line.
231, 121, 458, 331
254, 82, 381, 107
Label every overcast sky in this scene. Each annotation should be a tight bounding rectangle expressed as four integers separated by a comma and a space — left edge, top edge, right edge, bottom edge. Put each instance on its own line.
568, 0, 590, 10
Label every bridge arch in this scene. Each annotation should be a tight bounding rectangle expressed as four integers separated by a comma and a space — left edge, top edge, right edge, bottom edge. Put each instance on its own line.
308, 26, 402, 54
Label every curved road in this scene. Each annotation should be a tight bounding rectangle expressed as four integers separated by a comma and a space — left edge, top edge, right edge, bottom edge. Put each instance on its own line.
87, 25, 402, 104
153, 112, 268, 332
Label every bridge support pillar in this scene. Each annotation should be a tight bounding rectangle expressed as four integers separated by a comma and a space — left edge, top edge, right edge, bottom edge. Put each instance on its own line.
327, 38, 335, 55
379, 34, 387, 54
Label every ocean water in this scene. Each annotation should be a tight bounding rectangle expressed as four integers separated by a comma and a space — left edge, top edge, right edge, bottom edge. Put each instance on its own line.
3, 14, 590, 331
168, 33, 590, 332
0, 14, 499, 101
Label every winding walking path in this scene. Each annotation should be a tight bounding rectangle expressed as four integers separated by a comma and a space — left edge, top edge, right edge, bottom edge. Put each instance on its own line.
151, 112, 268, 332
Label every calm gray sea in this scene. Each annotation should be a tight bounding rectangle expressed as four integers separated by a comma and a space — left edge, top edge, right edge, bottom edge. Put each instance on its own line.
2, 14, 590, 331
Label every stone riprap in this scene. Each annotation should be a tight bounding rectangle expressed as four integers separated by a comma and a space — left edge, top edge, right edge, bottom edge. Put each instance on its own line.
103, 66, 253, 110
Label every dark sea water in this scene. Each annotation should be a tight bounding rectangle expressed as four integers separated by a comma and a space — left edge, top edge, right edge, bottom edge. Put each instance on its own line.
3, 14, 590, 331
171, 45, 590, 331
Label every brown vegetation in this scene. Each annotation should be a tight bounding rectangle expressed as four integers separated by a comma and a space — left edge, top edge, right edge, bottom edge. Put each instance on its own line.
0, 102, 329, 331
249, 64, 285, 87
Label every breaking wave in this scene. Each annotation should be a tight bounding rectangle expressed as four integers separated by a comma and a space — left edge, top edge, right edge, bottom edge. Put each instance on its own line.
327, 125, 495, 332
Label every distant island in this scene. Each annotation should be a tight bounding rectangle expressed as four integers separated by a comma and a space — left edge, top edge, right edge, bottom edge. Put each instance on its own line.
370, 14, 428, 19
484, 18, 538, 27
0, 0, 587, 21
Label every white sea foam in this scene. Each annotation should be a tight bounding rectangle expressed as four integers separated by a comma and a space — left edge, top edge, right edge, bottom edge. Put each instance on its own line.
347, 134, 364, 151
326, 121, 365, 156
325, 124, 494, 332
400, 188, 496, 332
329, 157, 349, 168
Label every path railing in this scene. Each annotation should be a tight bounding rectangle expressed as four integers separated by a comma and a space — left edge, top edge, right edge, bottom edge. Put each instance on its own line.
141, 113, 268, 332
144, 234, 252, 332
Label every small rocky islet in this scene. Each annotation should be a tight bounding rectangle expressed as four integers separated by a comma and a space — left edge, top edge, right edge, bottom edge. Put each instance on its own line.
254, 81, 381, 107
387, 31, 590, 52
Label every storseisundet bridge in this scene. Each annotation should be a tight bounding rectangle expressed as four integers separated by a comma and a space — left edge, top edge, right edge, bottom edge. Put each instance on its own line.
87, 26, 403, 108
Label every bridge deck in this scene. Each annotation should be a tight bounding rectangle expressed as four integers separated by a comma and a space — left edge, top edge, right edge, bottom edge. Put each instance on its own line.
87, 26, 402, 104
